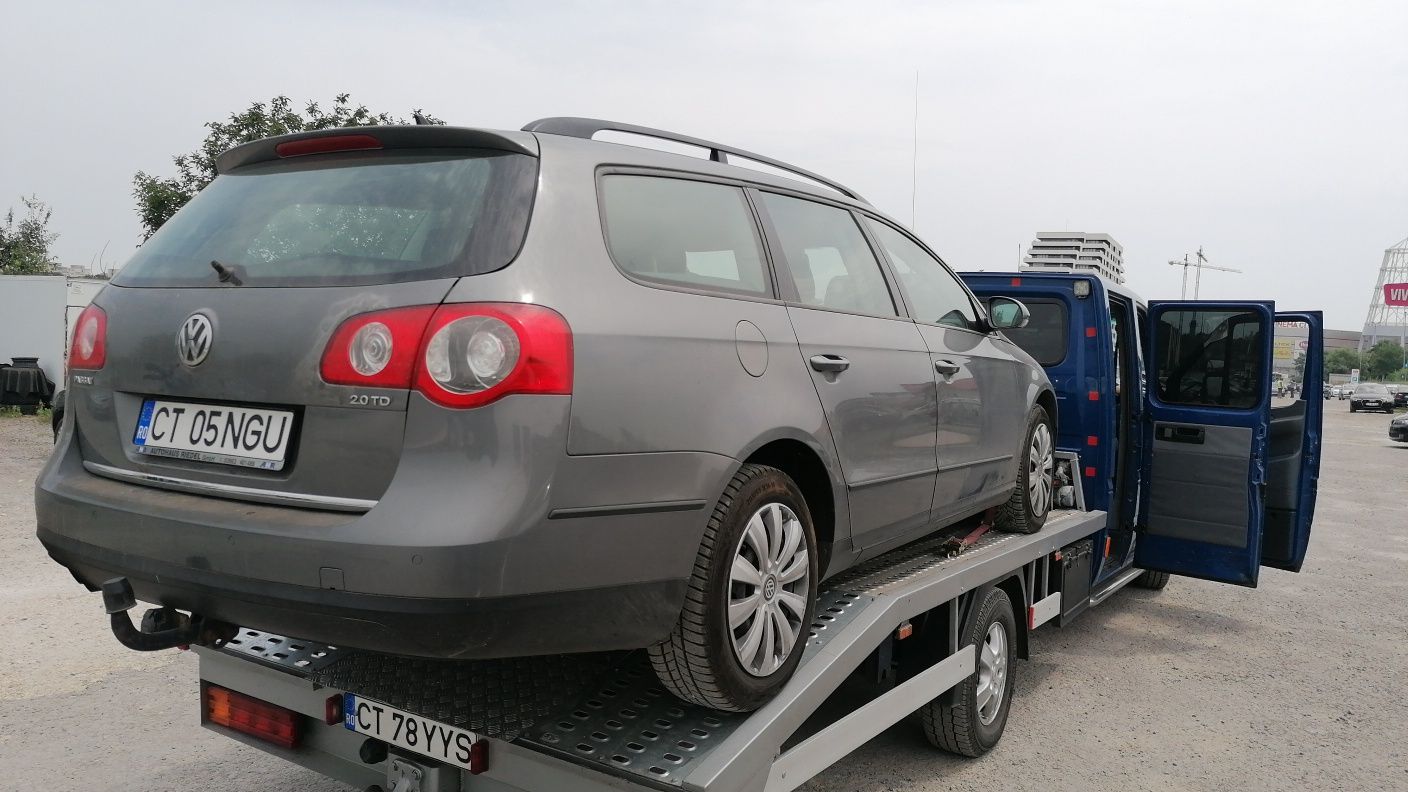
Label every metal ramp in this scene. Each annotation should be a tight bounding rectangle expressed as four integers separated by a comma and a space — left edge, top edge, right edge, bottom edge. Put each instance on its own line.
203, 508, 1105, 791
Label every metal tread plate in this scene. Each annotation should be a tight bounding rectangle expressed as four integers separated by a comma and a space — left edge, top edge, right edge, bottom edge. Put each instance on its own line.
518, 590, 868, 787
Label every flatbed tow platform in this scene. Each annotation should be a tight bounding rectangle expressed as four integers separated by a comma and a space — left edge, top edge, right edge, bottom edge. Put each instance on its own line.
195, 507, 1131, 792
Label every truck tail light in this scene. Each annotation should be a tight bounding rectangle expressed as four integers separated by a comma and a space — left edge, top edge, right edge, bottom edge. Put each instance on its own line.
206, 685, 301, 749
69, 304, 107, 370
320, 303, 572, 408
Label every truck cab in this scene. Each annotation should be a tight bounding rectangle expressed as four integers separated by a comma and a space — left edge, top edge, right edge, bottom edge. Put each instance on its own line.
960, 272, 1323, 590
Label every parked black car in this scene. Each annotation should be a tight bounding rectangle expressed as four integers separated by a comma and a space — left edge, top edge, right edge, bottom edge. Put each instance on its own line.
1349, 383, 1394, 413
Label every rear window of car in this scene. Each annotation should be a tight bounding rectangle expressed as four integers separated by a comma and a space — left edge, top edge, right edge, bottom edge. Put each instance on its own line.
998, 298, 1068, 366
1355, 385, 1389, 396
599, 175, 771, 297
113, 150, 537, 288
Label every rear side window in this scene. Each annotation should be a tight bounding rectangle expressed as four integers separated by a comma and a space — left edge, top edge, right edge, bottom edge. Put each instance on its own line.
114, 150, 536, 288
600, 176, 770, 297
760, 193, 896, 317
866, 220, 976, 329
1000, 299, 1069, 365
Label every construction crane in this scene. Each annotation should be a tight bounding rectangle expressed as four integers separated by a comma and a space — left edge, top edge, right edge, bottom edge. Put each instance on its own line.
1169, 247, 1241, 299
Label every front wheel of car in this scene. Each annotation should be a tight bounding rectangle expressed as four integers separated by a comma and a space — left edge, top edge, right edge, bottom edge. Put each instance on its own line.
649, 464, 819, 712
996, 405, 1054, 535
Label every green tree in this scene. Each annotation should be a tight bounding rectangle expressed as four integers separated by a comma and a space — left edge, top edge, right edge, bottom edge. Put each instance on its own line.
1364, 340, 1405, 381
0, 195, 59, 274
1324, 347, 1361, 377
133, 94, 440, 238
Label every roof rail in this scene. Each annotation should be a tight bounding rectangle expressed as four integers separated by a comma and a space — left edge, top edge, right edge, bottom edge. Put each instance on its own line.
521, 117, 868, 204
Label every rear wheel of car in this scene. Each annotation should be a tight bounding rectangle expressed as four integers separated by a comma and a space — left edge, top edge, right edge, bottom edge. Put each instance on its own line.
920, 586, 1017, 757
996, 406, 1054, 535
649, 464, 819, 712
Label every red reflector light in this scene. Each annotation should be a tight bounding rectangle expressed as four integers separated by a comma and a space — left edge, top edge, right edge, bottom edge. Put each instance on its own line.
1088, 391, 1099, 401
1084, 466, 1096, 478
325, 693, 345, 725
1086, 435, 1098, 446
206, 685, 301, 748
69, 304, 108, 370
275, 134, 382, 158
470, 738, 489, 775
1010, 277, 1022, 286
1085, 327, 1097, 338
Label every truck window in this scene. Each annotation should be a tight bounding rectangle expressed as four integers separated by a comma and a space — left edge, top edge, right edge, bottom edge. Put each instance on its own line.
1154, 309, 1265, 409
999, 299, 1068, 365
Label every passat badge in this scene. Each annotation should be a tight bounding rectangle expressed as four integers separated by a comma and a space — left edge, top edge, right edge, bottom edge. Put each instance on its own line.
177, 313, 214, 367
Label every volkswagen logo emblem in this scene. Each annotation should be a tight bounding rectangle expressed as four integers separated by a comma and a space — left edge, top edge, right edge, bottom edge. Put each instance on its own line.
177, 313, 214, 367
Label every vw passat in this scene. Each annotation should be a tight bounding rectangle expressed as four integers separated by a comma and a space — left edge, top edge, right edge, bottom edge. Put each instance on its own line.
37, 118, 1056, 712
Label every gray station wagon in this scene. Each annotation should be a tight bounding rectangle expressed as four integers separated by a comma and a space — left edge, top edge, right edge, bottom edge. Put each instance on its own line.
37, 118, 1056, 712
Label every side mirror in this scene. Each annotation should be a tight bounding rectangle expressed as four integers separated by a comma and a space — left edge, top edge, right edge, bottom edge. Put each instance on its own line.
986, 296, 1030, 330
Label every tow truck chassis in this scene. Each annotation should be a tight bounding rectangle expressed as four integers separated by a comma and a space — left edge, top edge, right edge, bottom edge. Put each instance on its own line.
194, 505, 1127, 792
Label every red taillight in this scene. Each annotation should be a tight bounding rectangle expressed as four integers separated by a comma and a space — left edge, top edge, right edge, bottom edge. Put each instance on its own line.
415, 303, 573, 409
320, 303, 572, 409
69, 304, 107, 370
321, 306, 436, 388
206, 685, 301, 749
275, 134, 383, 158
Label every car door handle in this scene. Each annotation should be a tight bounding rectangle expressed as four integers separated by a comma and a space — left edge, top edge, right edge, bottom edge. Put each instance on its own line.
934, 359, 961, 376
1156, 424, 1205, 444
809, 354, 850, 373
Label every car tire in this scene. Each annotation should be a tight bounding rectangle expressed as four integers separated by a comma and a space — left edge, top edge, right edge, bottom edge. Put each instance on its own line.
920, 586, 1017, 757
1133, 569, 1170, 589
996, 405, 1054, 535
649, 463, 819, 713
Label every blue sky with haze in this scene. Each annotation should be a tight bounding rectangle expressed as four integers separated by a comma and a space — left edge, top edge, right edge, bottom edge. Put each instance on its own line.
2, 0, 1404, 329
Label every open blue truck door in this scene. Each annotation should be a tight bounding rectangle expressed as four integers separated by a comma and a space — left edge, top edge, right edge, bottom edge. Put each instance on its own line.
1135, 303, 1322, 586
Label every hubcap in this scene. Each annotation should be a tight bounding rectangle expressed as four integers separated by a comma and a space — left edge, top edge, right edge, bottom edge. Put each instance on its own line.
1027, 422, 1054, 518
728, 502, 810, 677
976, 621, 1008, 725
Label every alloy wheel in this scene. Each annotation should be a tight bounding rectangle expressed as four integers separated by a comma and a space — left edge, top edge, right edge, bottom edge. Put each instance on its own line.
1028, 422, 1054, 518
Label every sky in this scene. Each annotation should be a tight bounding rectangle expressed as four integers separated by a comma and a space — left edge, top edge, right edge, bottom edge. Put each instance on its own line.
2, 0, 1405, 330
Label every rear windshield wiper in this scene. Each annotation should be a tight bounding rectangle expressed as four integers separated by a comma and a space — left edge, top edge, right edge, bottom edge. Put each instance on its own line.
210, 259, 244, 286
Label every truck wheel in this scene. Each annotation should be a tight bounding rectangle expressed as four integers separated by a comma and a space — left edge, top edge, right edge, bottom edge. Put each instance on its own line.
1133, 569, 1170, 590
921, 586, 1017, 757
649, 464, 819, 712
996, 406, 1054, 534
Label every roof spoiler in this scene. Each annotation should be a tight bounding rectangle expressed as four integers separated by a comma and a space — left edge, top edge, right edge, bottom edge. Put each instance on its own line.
216, 125, 539, 173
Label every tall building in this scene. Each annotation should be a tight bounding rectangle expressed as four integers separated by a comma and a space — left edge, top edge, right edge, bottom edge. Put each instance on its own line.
1022, 232, 1125, 283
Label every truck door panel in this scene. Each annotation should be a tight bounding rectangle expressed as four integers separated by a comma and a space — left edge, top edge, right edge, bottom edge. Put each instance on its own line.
1135, 302, 1274, 587
1260, 311, 1322, 571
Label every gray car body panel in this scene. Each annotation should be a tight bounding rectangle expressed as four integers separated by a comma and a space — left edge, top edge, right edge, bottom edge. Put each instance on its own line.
35, 124, 1053, 659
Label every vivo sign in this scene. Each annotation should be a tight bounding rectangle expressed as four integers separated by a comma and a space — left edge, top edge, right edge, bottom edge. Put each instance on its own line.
1385, 283, 1408, 307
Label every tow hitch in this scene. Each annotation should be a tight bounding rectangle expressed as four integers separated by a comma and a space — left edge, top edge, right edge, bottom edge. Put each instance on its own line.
100, 577, 236, 651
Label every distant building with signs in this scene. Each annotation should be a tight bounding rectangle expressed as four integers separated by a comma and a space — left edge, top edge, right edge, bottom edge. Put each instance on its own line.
1022, 232, 1125, 284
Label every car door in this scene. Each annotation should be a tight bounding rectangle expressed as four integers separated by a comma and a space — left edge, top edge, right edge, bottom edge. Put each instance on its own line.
753, 191, 938, 549
1260, 311, 1323, 572
863, 218, 1025, 521
1135, 301, 1280, 586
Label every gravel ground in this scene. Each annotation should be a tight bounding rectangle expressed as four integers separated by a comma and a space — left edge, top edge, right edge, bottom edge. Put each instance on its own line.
1, 405, 1404, 791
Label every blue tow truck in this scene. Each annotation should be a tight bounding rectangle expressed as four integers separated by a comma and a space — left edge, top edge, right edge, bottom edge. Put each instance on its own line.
186, 271, 1324, 792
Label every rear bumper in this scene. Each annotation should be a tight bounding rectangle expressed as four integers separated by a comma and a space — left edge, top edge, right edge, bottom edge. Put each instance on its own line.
39, 526, 684, 658
35, 395, 733, 658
